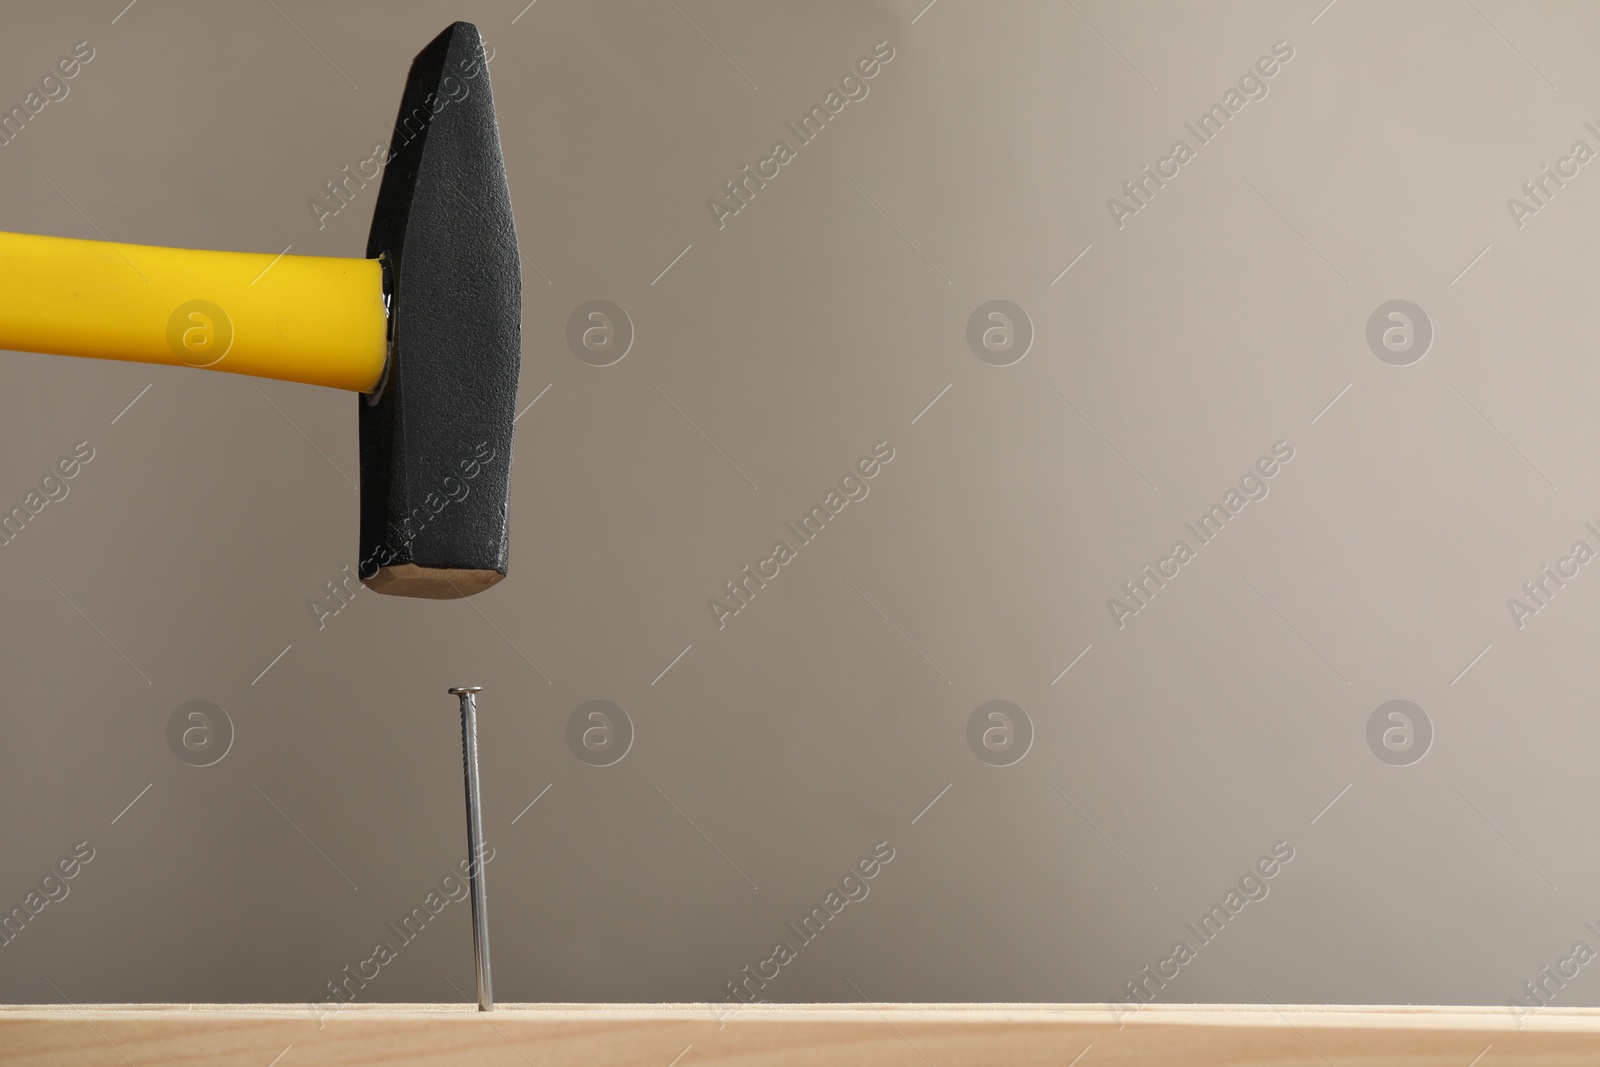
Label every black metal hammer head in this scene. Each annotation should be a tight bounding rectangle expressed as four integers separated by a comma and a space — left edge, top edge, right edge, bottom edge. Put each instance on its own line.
359, 22, 520, 599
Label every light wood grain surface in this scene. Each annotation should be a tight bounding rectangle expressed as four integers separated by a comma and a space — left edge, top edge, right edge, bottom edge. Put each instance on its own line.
5, 1003, 1600, 1065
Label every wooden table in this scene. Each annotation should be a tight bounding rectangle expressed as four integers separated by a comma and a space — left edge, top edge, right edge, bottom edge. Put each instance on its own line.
4, 1003, 1600, 1065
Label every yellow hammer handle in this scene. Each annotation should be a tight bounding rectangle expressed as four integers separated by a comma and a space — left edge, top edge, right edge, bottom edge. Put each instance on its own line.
0, 229, 388, 392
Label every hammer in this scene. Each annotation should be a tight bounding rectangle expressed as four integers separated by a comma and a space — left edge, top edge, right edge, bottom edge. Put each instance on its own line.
0, 21, 520, 599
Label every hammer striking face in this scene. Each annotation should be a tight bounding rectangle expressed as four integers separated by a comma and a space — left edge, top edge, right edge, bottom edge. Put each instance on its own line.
0, 22, 521, 599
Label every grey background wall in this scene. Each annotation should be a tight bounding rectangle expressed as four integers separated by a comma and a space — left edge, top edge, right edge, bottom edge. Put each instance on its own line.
0, 0, 1597, 1016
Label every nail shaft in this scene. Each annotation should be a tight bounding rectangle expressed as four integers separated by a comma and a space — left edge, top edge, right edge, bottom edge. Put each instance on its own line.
449, 686, 493, 1011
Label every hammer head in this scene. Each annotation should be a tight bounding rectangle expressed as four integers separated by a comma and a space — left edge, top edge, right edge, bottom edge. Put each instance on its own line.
359, 22, 521, 599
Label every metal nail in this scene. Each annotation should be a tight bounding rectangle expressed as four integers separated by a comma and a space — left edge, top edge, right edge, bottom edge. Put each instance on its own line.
448, 685, 493, 1012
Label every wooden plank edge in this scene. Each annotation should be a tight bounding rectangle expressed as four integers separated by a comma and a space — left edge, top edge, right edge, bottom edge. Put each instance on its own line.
3, 1002, 1597, 1066
0, 1002, 1583, 1026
